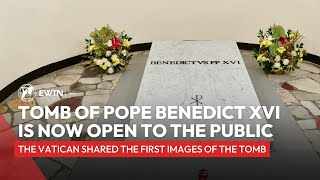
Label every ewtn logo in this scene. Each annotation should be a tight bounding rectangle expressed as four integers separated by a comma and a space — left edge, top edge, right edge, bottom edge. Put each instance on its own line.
18, 84, 64, 102
18, 84, 35, 102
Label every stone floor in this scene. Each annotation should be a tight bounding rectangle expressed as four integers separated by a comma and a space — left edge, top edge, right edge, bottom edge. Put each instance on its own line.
266, 61, 320, 155
0, 50, 320, 179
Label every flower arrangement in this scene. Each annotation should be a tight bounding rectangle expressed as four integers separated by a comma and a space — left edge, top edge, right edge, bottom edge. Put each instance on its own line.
253, 24, 306, 74
85, 25, 133, 74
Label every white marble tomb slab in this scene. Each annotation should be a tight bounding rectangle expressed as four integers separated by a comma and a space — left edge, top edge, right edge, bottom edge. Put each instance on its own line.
129, 41, 271, 140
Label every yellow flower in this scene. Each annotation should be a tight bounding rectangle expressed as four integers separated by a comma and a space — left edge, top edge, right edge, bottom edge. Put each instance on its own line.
260, 40, 272, 48
111, 54, 118, 60
112, 56, 121, 66
88, 45, 96, 52
299, 50, 304, 58
289, 33, 294, 39
123, 39, 131, 47
101, 64, 107, 70
277, 46, 286, 54
257, 54, 266, 62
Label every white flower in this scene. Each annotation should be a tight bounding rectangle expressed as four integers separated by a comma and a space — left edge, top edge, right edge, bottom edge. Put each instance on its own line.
106, 61, 112, 67
88, 38, 95, 44
101, 58, 108, 62
283, 59, 289, 65
111, 54, 118, 60
275, 55, 281, 62
95, 59, 103, 66
101, 58, 112, 67
291, 51, 297, 57
274, 62, 281, 69
121, 50, 127, 56
106, 51, 112, 57
107, 67, 114, 74
107, 40, 112, 47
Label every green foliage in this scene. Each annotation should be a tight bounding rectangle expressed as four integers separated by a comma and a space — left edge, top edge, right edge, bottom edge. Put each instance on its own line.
267, 27, 273, 36
287, 29, 292, 36
90, 26, 115, 43
272, 25, 286, 40
262, 61, 273, 73
252, 48, 259, 58
258, 29, 264, 39
122, 33, 132, 41
269, 43, 278, 57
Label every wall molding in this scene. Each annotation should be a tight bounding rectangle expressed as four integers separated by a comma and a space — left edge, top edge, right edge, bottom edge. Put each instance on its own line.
0, 42, 319, 102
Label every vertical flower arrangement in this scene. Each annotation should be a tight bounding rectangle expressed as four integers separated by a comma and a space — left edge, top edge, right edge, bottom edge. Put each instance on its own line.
85, 25, 133, 74
253, 24, 306, 74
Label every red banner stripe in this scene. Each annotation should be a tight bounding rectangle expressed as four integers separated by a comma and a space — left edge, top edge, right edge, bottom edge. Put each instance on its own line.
14, 141, 270, 158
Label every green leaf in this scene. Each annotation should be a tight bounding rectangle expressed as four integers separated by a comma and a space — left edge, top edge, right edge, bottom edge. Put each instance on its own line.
107, 33, 114, 39
95, 50, 103, 57
263, 61, 273, 73
272, 25, 286, 39
252, 48, 259, 58
95, 42, 105, 49
269, 43, 278, 57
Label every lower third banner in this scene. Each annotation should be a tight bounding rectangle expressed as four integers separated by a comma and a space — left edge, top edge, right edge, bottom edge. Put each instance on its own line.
14, 141, 270, 158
